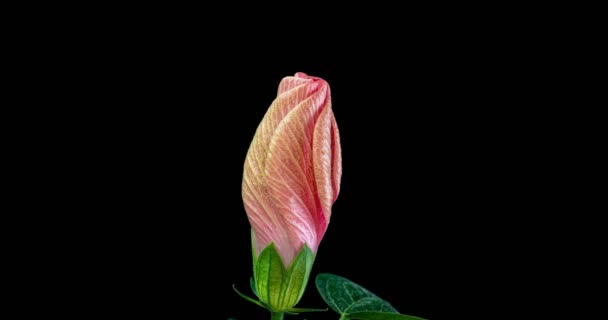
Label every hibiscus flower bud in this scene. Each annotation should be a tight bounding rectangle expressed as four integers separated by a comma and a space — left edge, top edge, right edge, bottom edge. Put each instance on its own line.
242, 72, 342, 311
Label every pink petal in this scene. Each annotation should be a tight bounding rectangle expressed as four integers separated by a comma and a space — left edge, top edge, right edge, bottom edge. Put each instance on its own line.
331, 115, 342, 202
242, 73, 341, 267
312, 98, 336, 239
264, 84, 329, 265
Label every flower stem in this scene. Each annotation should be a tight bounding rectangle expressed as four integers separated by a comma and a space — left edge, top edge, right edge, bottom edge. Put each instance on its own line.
271, 311, 284, 320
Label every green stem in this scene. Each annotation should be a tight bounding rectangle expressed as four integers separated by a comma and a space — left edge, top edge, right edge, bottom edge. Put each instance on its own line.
271, 311, 284, 320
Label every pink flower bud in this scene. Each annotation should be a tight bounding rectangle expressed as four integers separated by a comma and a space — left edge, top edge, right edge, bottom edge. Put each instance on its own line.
242, 72, 342, 267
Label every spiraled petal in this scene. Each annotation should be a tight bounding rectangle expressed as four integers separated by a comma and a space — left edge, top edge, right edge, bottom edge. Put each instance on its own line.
242, 72, 341, 267
313, 98, 340, 240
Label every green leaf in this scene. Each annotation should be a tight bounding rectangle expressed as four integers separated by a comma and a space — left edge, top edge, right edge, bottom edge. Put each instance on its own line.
347, 312, 428, 320
315, 273, 427, 320
346, 297, 400, 313
315, 273, 397, 314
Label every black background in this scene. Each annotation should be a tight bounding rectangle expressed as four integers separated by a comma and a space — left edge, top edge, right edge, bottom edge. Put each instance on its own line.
90, 58, 486, 319
42, 11, 528, 319
88, 62, 446, 319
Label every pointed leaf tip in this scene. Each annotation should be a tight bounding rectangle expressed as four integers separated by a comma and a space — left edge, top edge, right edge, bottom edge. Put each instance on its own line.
314, 274, 427, 320
315, 273, 397, 314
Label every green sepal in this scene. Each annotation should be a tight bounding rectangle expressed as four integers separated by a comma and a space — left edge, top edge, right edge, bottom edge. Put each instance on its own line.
251, 229, 258, 282
255, 243, 286, 307
280, 243, 314, 308
250, 277, 258, 297
254, 242, 315, 311
235, 239, 323, 313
